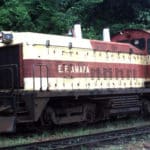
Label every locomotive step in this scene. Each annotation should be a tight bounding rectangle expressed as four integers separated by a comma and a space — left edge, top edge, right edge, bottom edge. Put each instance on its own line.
16, 101, 26, 107
17, 115, 34, 123
17, 109, 29, 115
0, 105, 11, 112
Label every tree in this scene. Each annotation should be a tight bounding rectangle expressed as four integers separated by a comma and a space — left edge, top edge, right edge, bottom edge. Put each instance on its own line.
0, 0, 34, 31
0, 0, 149, 39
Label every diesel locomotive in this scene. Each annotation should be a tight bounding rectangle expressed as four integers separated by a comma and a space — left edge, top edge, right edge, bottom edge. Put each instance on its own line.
0, 27, 150, 132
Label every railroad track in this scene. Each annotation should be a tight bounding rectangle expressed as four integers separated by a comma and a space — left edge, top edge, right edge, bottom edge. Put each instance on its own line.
1, 124, 150, 150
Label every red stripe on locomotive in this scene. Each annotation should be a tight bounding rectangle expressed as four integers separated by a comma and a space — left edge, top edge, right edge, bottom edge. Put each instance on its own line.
23, 59, 146, 78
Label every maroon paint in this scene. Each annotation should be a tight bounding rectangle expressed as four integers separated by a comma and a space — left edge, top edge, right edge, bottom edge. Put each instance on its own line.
23, 59, 146, 78
90, 40, 147, 55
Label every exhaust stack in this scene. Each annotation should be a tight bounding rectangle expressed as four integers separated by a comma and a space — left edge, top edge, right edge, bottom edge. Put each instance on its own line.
73, 24, 82, 39
103, 28, 110, 42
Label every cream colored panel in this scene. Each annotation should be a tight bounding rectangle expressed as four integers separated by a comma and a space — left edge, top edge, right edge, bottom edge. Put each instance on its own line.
24, 77, 145, 91
23, 45, 147, 65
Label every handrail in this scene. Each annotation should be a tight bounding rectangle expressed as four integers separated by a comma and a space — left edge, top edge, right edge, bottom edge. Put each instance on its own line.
32, 64, 49, 91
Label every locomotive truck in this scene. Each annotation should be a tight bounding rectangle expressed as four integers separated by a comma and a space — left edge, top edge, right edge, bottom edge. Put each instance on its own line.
0, 27, 150, 132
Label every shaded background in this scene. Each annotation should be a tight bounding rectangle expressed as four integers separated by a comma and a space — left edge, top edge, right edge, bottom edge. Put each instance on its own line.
0, 0, 150, 39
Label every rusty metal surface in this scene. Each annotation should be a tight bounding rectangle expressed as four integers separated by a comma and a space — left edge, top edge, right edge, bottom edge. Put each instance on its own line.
0, 116, 16, 132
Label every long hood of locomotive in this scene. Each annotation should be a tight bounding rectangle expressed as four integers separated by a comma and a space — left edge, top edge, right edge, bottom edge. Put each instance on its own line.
3, 32, 150, 91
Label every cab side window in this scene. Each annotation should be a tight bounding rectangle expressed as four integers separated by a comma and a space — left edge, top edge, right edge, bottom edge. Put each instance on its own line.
131, 38, 145, 50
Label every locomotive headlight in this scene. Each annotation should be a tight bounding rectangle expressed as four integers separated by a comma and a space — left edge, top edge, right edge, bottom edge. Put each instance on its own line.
2, 32, 13, 44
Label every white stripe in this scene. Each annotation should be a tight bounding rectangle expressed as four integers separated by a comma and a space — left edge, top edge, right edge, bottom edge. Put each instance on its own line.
24, 77, 145, 91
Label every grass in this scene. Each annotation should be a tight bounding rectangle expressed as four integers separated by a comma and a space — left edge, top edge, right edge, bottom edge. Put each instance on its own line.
0, 117, 150, 148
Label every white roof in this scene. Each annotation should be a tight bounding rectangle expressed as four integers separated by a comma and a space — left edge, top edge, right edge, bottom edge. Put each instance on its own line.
12, 32, 93, 49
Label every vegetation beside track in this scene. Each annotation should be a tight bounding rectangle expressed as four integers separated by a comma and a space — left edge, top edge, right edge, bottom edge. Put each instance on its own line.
0, 117, 150, 148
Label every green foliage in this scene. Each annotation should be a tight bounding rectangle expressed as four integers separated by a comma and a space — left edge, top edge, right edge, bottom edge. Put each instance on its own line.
0, 0, 34, 31
0, 0, 149, 39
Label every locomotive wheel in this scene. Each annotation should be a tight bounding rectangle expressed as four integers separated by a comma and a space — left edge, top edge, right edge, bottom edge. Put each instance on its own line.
40, 107, 53, 127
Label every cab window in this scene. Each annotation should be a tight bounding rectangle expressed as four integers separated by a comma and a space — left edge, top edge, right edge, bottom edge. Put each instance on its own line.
130, 38, 145, 50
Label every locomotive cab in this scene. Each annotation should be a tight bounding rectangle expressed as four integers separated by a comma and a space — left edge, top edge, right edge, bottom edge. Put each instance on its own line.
111, 29, 150, 54
111, 29, 150, 88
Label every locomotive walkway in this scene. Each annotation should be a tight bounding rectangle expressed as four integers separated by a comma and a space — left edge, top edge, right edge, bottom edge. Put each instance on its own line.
1, 124, 150, 150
